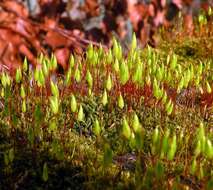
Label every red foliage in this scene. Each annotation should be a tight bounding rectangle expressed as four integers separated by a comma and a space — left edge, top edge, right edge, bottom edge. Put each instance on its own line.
200, 92, 213, 108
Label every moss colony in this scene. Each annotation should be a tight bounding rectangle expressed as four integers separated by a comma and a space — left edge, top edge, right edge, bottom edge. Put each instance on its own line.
0, 12, 213, 190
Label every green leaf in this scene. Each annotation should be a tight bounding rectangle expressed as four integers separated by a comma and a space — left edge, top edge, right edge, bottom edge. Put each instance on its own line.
177, 77, 184, 92
28, 127, 34, 145
152, 127, 159, 145
20, 84, 26, 99
207, 178, 213, 190
98, 44, 104, 59
103, 144, 113, 167
42, 61, 49, 77
194, 140, 201, 157
69, 54, 75, 68
34, 67, 39, 81
147, 45, 152, 60
145, 74, 151, 86
51, 140, 59, 155
50, 80, 59, 97
166, 54, 170, 65
38, 69, 45, 87
167, 134, 177, 160
49, 96, 59, 114
198, 14, 207, 25
156, 67, 163, 81
74, 67, 81, 83
166, 70, 172, 83
190, 64, 194, 79
206, 81, 212, 93
170, 53, 177, 70
4, 153, 9, 166
106, 49, 113, 64
167, 103, 173, 115
205, 139, 213, 159
77, 105, 84, 122
1, 72, 8, 88
165, 99, 172, 112
23, 57, 28, 72
50, 54, 57, 70
155, 161, 164, 179
65, 69, 71, 86
190, 157, 197, 175
87, 44, 94, 62
195, 76, 200, 87
70, 94, 77, 113
197, 122, 205, 140
129, 132, 136, 149
135, 131, 144, 150
86, 70, 93, 88
153, 78, 162, 99
122, 117, 131, 139
105, 74, 112, 91
198, 163, 204, 179
93, 52, 99, 65
1, 88, 4, 98
102, 89, 108, 106
34, 104, 43, 124
38, 53, 44, 64
161, 91, 167, 105
5, 85, 11, 99
118, 93, 124, 109
161, 129, 170, 158
132, 63, 142, 83
113, 37, 122, 60
12, 114, 18, 126
42, 163, 48, 182
131, 33, 137, 51
132, 113, 141, 132
8, 148, 14, 163
119, 61, 129, 85
208, 7, 212, 16
49, 120, 57, 132
93, 118, 101, 136
197, 62, 203, 75
113, 59, 119, 73
5, 73, 11, 86
186, 69, 191, 84
15, 67, 22, 83
152, 127, 160, 155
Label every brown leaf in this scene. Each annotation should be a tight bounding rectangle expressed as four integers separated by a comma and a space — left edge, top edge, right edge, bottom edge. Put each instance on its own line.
84, 0, 100, 17
19, 44, 36, 66
1, 0, 28, 17
0, 29, 23, 46
184, 14, 194, 35
54, 48, 70, 70
153, 10, 165, 26
1, 42, 20, 71
127, 3, 146, 30
140, 27, 149, 47
172, 0, 182, 9
45, 31, 71, 49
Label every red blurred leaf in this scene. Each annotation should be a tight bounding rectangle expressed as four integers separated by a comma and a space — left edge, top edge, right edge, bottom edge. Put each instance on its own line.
184, 14, 194, 35
1, 0, 29, 17
54, 48, 70, 70
172, 0, 182, 9
45, 31, 71, 48
154, 10, 165, 26
19, 44, 36, 66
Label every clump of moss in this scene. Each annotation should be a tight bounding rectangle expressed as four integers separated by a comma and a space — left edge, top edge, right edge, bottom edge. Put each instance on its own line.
0, 13, 213, 189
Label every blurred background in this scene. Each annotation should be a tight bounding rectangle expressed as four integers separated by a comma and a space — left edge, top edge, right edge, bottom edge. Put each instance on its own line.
0, 0, 212, 71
